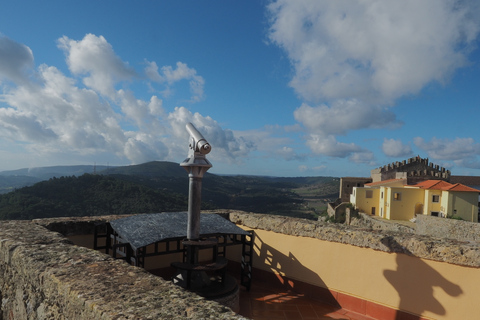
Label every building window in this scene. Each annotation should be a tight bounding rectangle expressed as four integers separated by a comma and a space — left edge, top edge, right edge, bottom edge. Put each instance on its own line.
393, 192, 402, 201
432, 195, 440, 203
431, 212, 439, 217
381, 191, 383, 199
366, 190, 373, 198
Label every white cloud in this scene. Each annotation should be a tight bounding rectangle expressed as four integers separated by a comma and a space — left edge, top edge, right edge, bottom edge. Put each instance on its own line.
454, 158, 480, 170
0, 36, 34, 85
414, 137, 480, 161
298, 165, 308, 172
123, 132, 169, 164
0, 34, 255, 167
2, 64, 127, 156
301, 131, 376, 164
162, 62, 196, 83
0, 108, 56, 142
304, 134, 361, 158
293, 100, 399, 136
297, 164, 327, 173
145, 61, 205, 102
348, 150, 375, 165
144, 60, 164, 82
268, 0, 480, 160
268, 0, 480, 104
117, 90, 165, 132
167, 107, 255, 162
382, 138, 413, 158
275, 146, 306, 161
58, 34, 137, 97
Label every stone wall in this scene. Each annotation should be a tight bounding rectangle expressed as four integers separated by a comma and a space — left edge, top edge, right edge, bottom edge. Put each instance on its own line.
370, 156, 451, 183
350, 212, 415, 234
228, 211, 480, 268
415, 214, 480, 242
0, 218, 245, 320
326, 202, 353, 223
2, 211, 480, 319
338, 177, 372, 202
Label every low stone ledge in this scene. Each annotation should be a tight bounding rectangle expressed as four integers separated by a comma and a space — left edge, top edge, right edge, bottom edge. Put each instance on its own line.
228, 211, 480, 268
350, 212, 415, 234
416, 214, 480, 242
0, 220, 247, 320
33, 214, 133, 236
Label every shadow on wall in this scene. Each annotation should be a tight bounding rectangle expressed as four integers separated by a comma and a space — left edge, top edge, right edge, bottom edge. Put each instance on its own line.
382, 237, 463, 320
253, 233, 339, 312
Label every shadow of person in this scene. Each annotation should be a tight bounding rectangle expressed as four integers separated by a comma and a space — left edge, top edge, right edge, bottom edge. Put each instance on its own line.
382, 237, 463, 319
252, 233, 340, 313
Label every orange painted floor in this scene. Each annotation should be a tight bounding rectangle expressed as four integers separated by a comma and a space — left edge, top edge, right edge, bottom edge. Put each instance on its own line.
237, 280, 376, 320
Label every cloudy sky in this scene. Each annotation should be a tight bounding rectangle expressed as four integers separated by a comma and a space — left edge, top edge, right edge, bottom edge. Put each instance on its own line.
0, 1, 480, 177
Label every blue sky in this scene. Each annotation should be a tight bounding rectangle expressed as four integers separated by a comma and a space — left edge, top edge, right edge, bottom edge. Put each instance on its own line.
0, 1, 480, 177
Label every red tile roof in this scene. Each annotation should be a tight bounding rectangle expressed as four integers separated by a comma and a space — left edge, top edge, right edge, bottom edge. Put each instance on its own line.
411, 180, 450, 190
410, 180, 480, 192
446, 183, 480, 192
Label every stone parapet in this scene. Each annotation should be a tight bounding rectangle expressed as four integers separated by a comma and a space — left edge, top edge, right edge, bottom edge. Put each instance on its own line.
228, 211, 480, 268
350, 212, 415, 234
0, 219, 246, 320
33, 214, 131, 235
2, 211, 480, 319
416, 214, 480, 243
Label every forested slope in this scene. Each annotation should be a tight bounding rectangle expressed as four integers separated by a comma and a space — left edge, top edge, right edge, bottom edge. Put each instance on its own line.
0, 174, 194, 220
0, 161, 340, 220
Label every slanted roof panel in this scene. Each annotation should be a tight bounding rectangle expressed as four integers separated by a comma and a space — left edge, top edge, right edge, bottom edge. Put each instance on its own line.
109, 212, 249, 250
411, 180, 449, 190
446, 183, 480, 192
410, 180, 480, 192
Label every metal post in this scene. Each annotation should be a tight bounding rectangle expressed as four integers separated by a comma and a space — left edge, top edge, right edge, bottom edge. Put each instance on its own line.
186, 170, 205, 240
180, 123, 212, 240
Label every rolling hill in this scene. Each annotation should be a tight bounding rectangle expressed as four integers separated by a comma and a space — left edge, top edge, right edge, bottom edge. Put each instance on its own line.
0, 161, 340, 220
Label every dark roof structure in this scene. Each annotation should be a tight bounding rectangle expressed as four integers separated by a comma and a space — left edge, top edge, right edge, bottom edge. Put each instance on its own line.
109, 212, 250, 250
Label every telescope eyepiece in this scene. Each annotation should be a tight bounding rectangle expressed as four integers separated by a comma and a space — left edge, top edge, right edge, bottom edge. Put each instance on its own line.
186, 122, 211, 155
197, 139, 211, 155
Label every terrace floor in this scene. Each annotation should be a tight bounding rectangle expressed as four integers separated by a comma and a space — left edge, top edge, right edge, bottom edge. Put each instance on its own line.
149, 266, 377, 319
237, 278, 375, 320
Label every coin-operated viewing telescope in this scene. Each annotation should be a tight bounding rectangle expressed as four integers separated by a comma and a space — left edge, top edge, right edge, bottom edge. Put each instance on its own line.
186, 122, 211, 156
180, 122, 212, 240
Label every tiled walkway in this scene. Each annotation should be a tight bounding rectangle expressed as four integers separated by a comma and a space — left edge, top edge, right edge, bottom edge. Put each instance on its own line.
237, 280, 375, 320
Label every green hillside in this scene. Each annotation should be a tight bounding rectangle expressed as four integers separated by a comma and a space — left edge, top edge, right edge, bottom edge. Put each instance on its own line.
0, 174, 193, 220
0, 175, 41, 194
0, 161, 340, 220
100, 161, 188, 178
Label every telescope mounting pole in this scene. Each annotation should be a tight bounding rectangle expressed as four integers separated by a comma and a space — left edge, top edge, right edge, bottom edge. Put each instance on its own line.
180, 123, 212, 241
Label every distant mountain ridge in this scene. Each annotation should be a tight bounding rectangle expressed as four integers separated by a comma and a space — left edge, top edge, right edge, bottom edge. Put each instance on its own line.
0, 161, 340, 219
0, 161, 198, 180
0, 165, 108, 179
100, 161, 189, 178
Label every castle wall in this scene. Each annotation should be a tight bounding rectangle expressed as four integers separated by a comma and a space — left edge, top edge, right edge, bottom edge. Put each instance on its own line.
371, 157, 451, 184
0, 219, 243, 320
1, 213, 479, 320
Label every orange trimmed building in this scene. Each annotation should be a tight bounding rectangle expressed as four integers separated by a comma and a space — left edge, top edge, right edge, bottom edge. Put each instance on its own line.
350, 179, 480, 222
